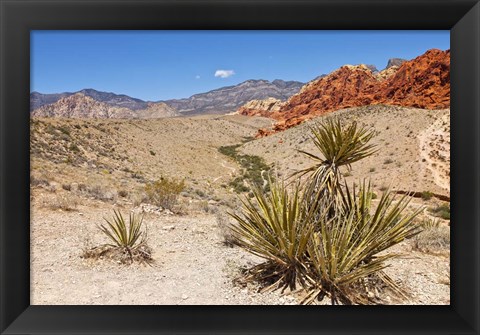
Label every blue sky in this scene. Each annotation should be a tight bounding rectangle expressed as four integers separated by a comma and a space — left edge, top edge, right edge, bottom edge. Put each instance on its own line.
31, 31, 449, 101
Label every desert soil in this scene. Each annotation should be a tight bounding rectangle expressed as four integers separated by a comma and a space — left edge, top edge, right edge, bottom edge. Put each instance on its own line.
30, 106, 450, 305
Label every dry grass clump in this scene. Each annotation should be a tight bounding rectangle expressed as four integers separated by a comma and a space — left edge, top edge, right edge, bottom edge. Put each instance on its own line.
30, 174, 50, 188
85, 184, 116, 201
230, 118, 422, 305
44, 194, 79, 211
216, 211, 238, 247
412, 220, 450, 255
144, 176, 185, 210
82, 210, 152, 265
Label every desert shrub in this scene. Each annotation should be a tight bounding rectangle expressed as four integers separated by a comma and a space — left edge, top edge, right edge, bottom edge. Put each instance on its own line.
412, 225, 450, 255
58, 126, 70, 136
230, 118, 422, 305
118, 189, 129, 198
429, 204, 450, 220
383, 158, 394, 164
421, 191, 433, 201
82, 210, 152, 264
87, 185, 114, 201
194, 189, 206, 198
69, 143, 80, 153
62, 183, 71, 191
30, 175, 50, 187
144, 176, 185, 210
369, 167, 376, 173
46, 194, 79, 211
216, 212, 238, 247
420, 218, 440, 229
149, 150, 156, 156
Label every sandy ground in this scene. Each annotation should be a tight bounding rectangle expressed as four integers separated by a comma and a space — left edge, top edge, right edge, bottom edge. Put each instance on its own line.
31, 200, 294, 305
30, 192, 449, 305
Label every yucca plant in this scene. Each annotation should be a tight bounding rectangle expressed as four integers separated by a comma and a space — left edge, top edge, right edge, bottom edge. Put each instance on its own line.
294, 118, 378, 218
88, 210, 152, 264
100, 210, 145, 248
302, 182, 422, 304
229, 180, 316, 291
230, 117, 423, 304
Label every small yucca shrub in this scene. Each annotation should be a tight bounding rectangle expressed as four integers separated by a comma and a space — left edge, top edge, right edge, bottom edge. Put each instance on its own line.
83, 210, 152, 264
100, 210, 145, 248
145, 176, 185, 210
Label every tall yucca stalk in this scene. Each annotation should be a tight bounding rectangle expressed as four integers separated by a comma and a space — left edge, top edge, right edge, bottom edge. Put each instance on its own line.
229, 180, 316, 291
295, 118, 377, 218
302, 182, 422, 304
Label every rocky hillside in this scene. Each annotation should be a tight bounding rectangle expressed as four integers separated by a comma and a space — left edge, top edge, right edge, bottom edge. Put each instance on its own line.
30, 92, 72, 111
239, 49, 449, 135
31, 79, 304, 117
31, 93, 178, 119
163, 79, 304, 115
31, 88, 149, 111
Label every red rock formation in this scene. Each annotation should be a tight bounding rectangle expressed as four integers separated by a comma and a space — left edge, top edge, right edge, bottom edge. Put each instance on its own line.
240, 49, 450, 136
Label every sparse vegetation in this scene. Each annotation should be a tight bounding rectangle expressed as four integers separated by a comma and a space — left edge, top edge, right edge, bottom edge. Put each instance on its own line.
218, 144, 273, 193
429, 204, 450, 220
421, 191, 434, 201
144, 176, 185, 210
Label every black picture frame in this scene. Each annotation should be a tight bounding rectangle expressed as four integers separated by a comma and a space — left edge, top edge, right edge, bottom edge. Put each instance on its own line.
1, 0, 479, 334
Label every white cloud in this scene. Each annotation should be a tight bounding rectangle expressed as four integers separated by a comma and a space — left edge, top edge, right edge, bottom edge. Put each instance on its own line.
214, 70, 235, 78
195, 75, 201, 79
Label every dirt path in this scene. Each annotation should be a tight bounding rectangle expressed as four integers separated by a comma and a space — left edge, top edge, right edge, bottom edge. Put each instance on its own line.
212, 152, 237, 183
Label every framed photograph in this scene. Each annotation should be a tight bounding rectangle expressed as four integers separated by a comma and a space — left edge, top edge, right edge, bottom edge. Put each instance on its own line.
1, 0, 479, 334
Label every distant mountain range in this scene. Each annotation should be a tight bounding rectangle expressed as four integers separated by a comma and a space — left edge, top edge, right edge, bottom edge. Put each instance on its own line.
30, 56, 414, 120
163, 79, 304, 115
30, 79, 304, 118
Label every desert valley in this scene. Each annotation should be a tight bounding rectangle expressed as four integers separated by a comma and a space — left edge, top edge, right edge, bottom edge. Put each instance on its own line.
30, 48, 451, 305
